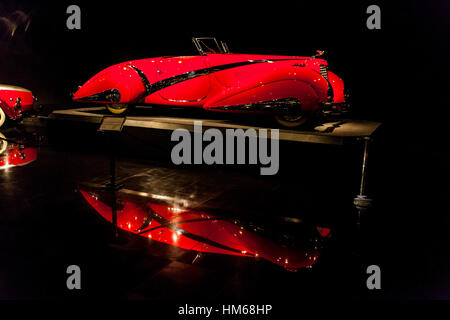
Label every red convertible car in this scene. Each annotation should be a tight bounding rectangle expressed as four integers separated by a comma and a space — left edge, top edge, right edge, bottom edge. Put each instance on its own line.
73, 37, 348, 127
0, 84, 35, 128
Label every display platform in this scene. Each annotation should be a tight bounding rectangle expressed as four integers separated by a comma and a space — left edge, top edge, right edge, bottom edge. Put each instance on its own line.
47, 106, 381, 145
22, 105, 382, 214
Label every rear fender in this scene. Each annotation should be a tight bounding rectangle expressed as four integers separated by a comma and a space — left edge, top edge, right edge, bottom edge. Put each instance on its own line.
204, 79, 320, 113
204, 64, 330, 112
327, 71, 345, 103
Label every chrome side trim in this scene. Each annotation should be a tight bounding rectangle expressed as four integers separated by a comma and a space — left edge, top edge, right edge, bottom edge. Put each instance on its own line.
77, 88, 121, 102
162, 96, 207, 103
126, 64, 152, 96
211, 97, 301, 113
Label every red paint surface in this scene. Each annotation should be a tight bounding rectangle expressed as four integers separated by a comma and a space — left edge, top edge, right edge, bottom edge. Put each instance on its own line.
0, 86, 34, 120
81, 189, 322, 270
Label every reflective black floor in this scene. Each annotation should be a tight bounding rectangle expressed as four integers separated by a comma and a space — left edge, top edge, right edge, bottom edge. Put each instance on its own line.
1, 114, 450, 302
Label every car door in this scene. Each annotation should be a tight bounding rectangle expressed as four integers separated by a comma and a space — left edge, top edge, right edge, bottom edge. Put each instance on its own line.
205, 54, 240, 88
155, 56, 210, 103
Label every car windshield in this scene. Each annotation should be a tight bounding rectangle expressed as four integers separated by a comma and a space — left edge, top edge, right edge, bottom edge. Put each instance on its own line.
192, 37, 229, 55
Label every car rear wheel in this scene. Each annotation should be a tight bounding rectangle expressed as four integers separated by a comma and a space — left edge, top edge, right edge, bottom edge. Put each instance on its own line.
274, 113, 308, 128
106, 104, 128, 115
0, 108, 7, 128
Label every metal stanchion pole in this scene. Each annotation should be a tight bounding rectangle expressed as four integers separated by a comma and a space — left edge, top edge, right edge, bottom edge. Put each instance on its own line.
352, 136, 373, 256
98, 117, 126, 240
354, 137, 373, 211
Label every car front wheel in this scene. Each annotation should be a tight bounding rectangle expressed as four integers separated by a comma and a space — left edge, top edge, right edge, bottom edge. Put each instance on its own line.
106, 104, 128, 115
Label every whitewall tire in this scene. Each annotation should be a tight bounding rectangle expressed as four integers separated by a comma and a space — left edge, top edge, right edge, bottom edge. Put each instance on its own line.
0, 108, 6, 128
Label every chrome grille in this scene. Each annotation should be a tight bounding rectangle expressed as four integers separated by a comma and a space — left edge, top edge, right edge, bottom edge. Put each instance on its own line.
319, 65, 328, 80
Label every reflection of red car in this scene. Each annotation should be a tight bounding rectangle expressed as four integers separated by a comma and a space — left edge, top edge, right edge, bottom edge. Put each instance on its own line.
73, 37, 348, 127
0, 132, 38, 169
0, 85, 35, 128
80, 188, 330, 271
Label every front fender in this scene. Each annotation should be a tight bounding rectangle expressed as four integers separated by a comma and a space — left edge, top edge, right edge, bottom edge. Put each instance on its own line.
73, 63, 147, 104
0, 98, 27, 120
0, 86, 34, 119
